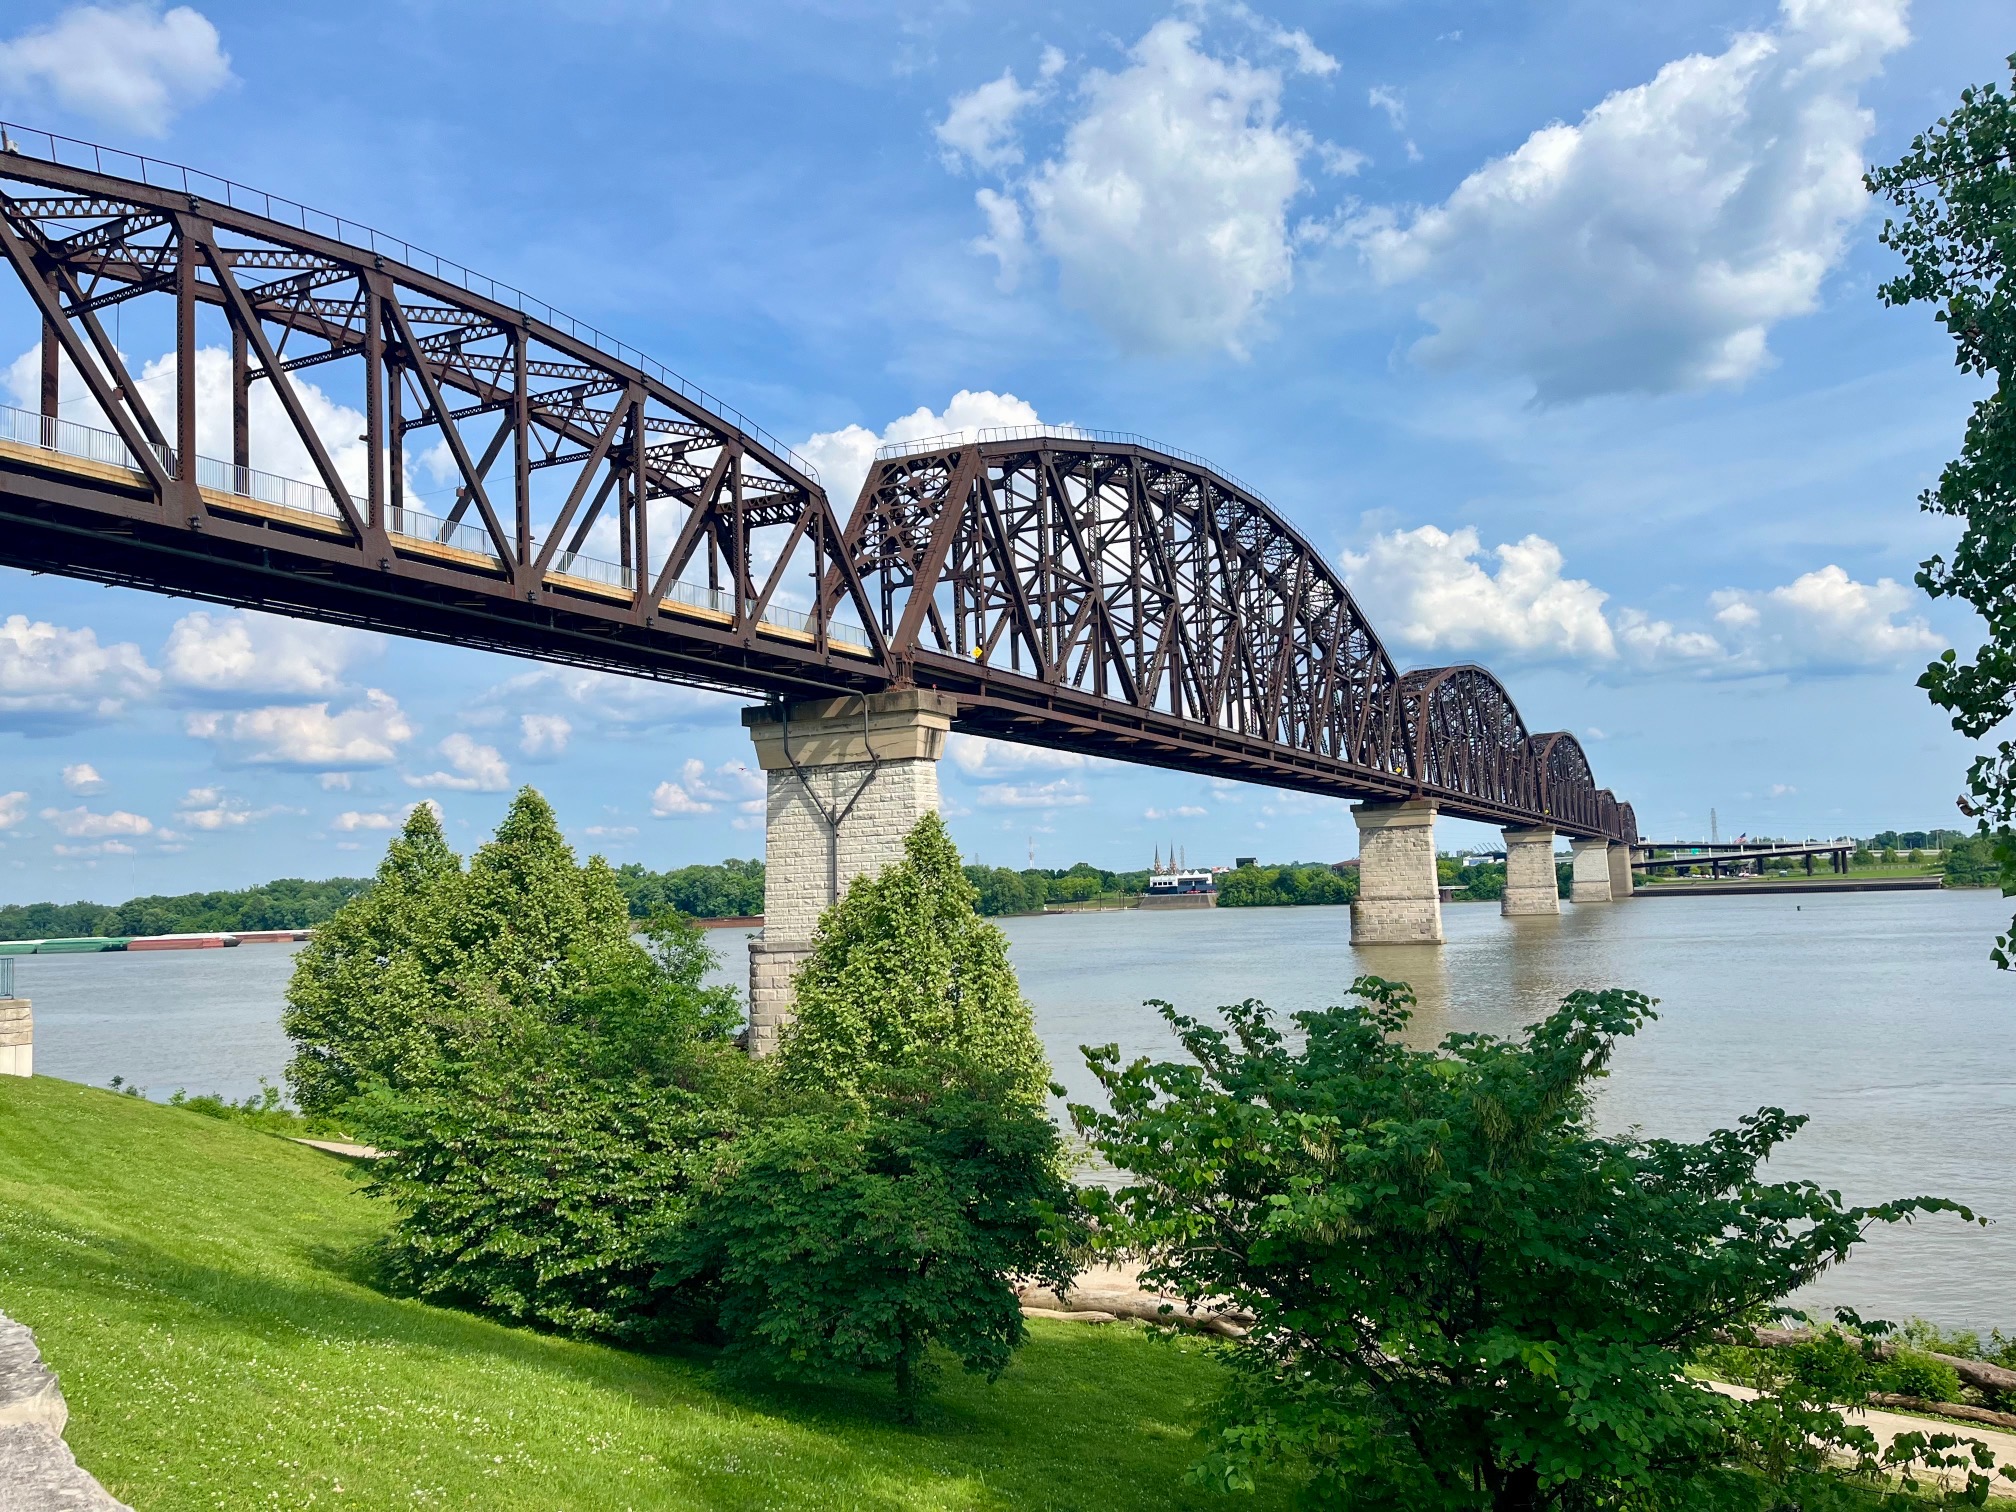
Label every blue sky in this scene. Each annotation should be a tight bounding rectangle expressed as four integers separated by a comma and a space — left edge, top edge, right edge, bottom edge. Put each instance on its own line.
0, 0, 2003, 898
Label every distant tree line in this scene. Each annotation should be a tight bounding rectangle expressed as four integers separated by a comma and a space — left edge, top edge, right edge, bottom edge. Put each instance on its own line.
0, 877, 373, 940
1218, 861, 1357, 907
613, 859, 765, 920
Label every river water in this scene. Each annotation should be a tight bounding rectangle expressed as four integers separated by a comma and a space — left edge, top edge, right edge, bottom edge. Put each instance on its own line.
14, 889, 2014, 1333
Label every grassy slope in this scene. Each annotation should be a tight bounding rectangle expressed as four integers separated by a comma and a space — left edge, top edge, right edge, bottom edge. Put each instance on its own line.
0, 1076, 1290, 1512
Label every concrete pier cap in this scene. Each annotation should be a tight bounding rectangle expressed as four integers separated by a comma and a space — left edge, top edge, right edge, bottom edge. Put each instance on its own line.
1500, 826, 1561, 917
740, 688, 958, 1056
1568, 837, 1613, 904
1350, 799, 1443, 945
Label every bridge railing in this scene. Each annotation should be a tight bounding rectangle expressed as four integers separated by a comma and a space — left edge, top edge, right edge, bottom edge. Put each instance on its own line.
0, 122, 817, 482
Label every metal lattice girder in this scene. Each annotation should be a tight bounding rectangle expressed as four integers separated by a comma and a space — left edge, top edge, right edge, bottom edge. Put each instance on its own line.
0, 126, 1635, 840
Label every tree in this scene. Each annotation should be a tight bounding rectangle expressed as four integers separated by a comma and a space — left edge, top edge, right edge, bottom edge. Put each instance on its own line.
354, 915, 752, 1340
282, 805, 464, 1115
1870, 63, 2016, 964
777, 813, 1051, 1109
1072, 977, 1988, 1510
657, 1067, 1076, 1417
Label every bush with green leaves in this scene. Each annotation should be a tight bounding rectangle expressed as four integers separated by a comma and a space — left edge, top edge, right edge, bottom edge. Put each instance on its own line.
662, 813, 1075, 1413
777, 812, 1051, 1109
1072, 976, 2004, 1510
352, 913, 752, 1340
657, 1066, 1077, 1417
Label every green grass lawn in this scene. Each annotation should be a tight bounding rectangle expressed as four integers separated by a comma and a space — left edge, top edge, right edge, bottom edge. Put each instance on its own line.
0, 1075, 1292, 1511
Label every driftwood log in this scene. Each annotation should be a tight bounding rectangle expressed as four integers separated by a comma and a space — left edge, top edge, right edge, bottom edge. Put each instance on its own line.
1866, 1395, 2016, 1432
1015, 1284, 1252, 1339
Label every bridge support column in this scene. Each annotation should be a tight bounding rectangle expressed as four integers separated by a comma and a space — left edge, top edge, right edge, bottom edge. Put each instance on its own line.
1351, 801, 1443, 945
1608, 844, 1634, 900
1500, 826, 1560, 916
0, 995, 29, 1077
740, 689, 958, 1057
1569, 838, 1612, 903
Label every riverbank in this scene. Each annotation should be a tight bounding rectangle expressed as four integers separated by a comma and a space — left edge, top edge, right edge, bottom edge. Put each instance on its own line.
1637, 877, 1945, 896
0, 1073, 1292, 1511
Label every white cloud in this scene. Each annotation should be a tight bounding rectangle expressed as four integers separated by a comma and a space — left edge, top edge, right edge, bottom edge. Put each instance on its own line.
319, 772, 351, 791
976, 779, 1091, 809
331, 810, 397, 833
0, 792, 27, 830
0, 3, 232, 136
1708, 565, 1942, 673
174, 785, 293, 830
465, 665, 727, 738
61, 762, 104, 794
947, 733, 1091, 777
405, 733, 510, 793
800, 389, 1043, 508
1367, 84, 1405, 129
944, 11, 1340, 353
1342, 525, 1618, 661
582, 823, 639, 840
937, 66, 1048, 172
187, 689, 413, 768
1343, 525, 1939, 678
1770, 783, 1798, 798
161, 609, 374, 698
518, 713, 571, 759
41, 804, 152, 839
0, 615, 159, 732
649, 758, 761, 819
54, 840, 136, 857
1353, 0, 1910, 400
1144, 804, 1208, 819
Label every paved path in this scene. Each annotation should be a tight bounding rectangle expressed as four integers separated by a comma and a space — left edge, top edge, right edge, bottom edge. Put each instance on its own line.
1710, 1382, 2016, 1499
290, 1138, 383, 1159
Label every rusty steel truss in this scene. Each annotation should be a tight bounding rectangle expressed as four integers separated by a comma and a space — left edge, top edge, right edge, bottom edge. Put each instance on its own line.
0, 127, 1633, 842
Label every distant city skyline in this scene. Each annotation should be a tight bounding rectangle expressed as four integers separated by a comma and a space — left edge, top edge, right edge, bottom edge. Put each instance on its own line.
0, 0, 2001, 897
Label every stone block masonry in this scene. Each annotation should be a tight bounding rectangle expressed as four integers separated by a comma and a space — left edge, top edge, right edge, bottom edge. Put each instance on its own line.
1569, 837, 1613, 903
1608, 842, 1635, 899
740, 690, 957, 1056
1351, 800, 1443, 945
0, 1311, 131, 1510
0, 1000, 28, 1078
1501, 826, 1561, 917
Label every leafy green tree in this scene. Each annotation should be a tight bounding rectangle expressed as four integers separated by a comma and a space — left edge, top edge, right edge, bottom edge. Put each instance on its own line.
1072, 977, 1989, 1510
1870, 63, 2016, 963
282, 805, 465, 1115
777, 814, 1051, 1109
614, 859, 765, 920
1946, 833, 2003, 886
353, 915, 751, 1340
658, 1068, 1076, 1417
963, 864, 1048, 916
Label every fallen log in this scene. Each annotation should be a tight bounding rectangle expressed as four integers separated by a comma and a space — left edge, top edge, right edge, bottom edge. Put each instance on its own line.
1866, 1395, 2016, 1433
1020, 1307, 1118, 1325
1014, 1285, 1251, 1339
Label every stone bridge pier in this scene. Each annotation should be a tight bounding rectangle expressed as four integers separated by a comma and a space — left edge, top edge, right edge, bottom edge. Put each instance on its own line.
740, 689, 957, 1056
1500, 826, 1561, 916
1351, 800, 1443, 945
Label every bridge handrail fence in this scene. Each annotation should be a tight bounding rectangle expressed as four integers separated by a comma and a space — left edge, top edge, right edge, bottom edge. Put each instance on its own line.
0, 122, 818, 483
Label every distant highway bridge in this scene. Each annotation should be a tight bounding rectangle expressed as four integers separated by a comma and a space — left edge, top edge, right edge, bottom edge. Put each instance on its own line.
0, 125, 1641, 1047
1636, 841, 1854, 877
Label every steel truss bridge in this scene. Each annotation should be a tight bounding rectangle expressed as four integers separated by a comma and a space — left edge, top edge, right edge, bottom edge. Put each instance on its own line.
0, 126, 1635, 844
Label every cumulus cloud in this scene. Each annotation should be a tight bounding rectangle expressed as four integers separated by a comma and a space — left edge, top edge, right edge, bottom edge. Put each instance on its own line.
0, 792, 28, 830
1342, 526, 1618, 661
1342, 525, 1940, 678
61, 763, 104, 794
0, 614, 159, 732
1709, 566, 1942, 674
1144, 804, 1207, 819
976, 779, 1091, 809
799, 389, 1043, 509
944, 12, 1349, 354
405, 733, 510, 793
649, 758, 762, 819
1353, 0, 1910, 400
0, 3, 232, 136
947, 733, 1091, 777
41, 804, 153, 839
518, 713, 571, 759
331, 809, 397, 833
174, 785, 293, 830
161, 609, 375, 699
186, 689, 413, 768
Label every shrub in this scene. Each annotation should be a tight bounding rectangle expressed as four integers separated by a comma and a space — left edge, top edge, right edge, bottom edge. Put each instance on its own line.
658, 1068, 1077, 1418
1072, 976, 1994, 1510
352, 914, 752, 1340
778, 813, 1051, 1109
